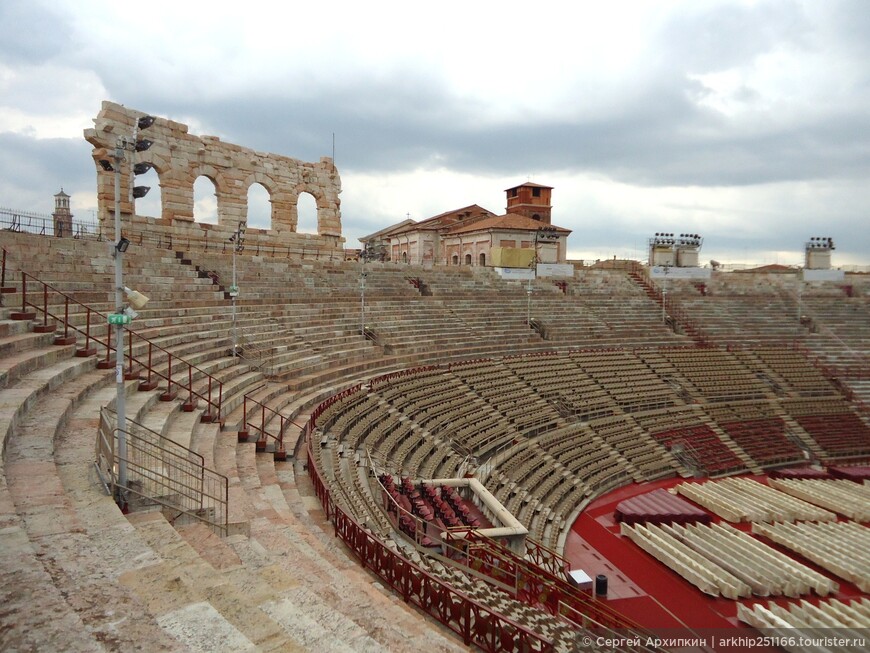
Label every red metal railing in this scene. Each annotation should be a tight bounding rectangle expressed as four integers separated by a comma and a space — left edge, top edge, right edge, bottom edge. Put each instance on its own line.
11, 270, 223, 422
448, 529, 654, 637
237, 394, 303, 459
305, 391, 656, 651
305, 421, 554, 652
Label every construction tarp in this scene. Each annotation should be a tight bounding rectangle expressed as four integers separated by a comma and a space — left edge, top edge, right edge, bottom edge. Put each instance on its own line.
489, 247, 535, 269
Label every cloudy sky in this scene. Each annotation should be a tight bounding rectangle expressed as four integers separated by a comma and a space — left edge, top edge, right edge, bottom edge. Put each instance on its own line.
1, 0, 868, 266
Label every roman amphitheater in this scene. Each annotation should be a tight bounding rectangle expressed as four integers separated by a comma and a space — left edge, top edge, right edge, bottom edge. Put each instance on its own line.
1, 103, 868, 652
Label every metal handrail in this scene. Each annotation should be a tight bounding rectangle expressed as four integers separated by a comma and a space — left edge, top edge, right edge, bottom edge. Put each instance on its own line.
96, 408, 228, 535
238, 393, 305, 458
443, 528, 657, 644
10, 266, 224, 421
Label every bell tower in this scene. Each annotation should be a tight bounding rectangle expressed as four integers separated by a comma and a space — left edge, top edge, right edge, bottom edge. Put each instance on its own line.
505, 182, 553, 224
52, 188, 73, 237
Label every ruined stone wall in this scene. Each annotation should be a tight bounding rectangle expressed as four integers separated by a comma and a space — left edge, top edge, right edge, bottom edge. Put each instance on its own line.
84, 101, 343, 251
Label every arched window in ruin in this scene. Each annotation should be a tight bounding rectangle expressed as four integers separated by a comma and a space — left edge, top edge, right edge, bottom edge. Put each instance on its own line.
133, 166, 161, 219
297, 191, 318, 234
193, 176, 218, 224
452, 254, 459, 265
246, 183, 271, 230
479, 252, 486, 266
464, 253, 472, 265
402, 251, 408, 263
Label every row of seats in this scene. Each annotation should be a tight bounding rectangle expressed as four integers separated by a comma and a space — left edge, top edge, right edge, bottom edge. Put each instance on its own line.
738, 596, 870, 641
753, 520, 870, 592
675, 478, 837, 523
622, 521, 838, 599
768, 477, 870, 521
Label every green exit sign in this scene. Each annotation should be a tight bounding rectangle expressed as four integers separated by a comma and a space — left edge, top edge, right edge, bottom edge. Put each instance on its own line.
108, 313, 131, 325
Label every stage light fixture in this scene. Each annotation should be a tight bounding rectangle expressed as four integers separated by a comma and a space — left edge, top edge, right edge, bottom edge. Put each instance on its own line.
137, 115, 156, 130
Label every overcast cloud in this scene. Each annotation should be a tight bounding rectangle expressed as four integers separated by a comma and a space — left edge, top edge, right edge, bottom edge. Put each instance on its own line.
0, 0, 867, 266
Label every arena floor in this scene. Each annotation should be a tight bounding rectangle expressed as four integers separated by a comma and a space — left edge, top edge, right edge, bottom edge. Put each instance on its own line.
565, 475, 868, 650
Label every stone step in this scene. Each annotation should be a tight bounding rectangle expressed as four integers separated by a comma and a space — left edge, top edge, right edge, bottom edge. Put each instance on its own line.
125, 511, 301, 652
3, 367, 181, 651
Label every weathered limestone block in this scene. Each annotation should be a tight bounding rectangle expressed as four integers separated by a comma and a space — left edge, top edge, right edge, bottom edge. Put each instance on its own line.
84, 101, 343, 252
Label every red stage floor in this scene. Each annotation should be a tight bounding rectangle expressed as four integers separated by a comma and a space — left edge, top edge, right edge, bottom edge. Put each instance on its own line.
564, 475, 869, 651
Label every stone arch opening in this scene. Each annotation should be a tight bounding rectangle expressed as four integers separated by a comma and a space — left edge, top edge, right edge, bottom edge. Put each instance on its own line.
452, 254, 459, 265
85, 102, 344, 251
246, 183, 271, 230
464, 253, 472, 265
296, 192, 318, 234
132, 166, 161, 219
479, 252, 486, 266
193, 176, 218, 224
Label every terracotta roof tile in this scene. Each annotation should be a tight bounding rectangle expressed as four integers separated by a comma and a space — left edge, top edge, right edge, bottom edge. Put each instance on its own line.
447, 212, 570, 235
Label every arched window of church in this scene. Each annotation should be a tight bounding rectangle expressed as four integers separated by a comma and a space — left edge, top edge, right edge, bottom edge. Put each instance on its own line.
464, 253, 472, 265
402, 251, 407, 263
479, 253, 486, 266
193, 176, 218, 224
532, 214, 541, 221
452, 254, 459, 265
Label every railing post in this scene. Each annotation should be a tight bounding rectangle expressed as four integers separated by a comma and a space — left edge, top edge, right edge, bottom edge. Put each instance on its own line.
275, 415, 287, 461
97, 314, 114, 368
202, 376, 216, 423
33, 284, 55, 333
11, 271, 36, 321
256, 404, 267, 451
237, 395, 249, 440
125, 332, 137, 379
182, 365, 195, 412
76, 307, 97, 356
161, 354, 178, 401
139, 342, 158, 390
54, 296, 76, 345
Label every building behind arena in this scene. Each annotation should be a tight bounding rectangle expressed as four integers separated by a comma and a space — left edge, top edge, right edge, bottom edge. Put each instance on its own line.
0, 104, 868, 652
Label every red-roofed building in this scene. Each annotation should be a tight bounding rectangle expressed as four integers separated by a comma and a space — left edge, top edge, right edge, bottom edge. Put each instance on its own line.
361, 183, 571, 266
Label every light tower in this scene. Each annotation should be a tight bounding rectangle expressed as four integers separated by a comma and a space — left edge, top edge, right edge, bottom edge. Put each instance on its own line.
96, 114, 156, 507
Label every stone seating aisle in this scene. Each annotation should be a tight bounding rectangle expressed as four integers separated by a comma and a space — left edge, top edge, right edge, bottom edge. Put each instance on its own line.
202, 422, 466, 651
0, 323, 186, 651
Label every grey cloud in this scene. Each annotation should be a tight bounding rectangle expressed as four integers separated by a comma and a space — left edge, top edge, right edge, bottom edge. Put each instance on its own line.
656, 0, 809, 73
0, 1, 69, 65
0, 133, 94, 209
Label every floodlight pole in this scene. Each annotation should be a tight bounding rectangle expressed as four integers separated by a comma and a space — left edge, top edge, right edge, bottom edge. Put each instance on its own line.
227, 222, 244, 356
796, 276, 802, 329
526, 275, 532, 326
232, 243, 237, 356
360, 253, 368, 336
662, 264, 670, 324
112, 139, 128, 493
